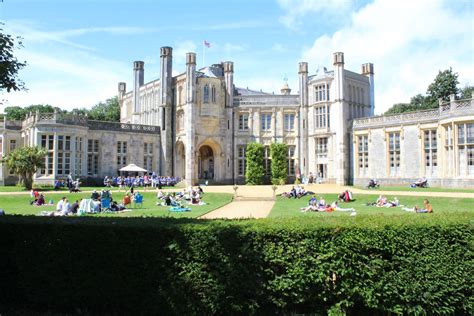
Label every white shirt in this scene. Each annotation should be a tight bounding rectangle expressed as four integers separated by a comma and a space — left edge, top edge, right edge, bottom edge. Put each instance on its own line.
56, 199, 64, 211
61, 201, 71, 215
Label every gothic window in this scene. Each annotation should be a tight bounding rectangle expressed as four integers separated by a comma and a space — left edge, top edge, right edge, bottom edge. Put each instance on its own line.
75, 137, 83, 176
284, 113, 295, 131
57, 135, 71, 175
178, 86, 183, 106
87, 139, 100, 176
316, 137, 328, 158
388, 132, 401, 176
40, 135, 54, 176
143, 143, 153, 172
177, 110, 184, 132
238, 114, 249, 131
211, 85, 216, 103
261, 113, 271, 131
315, 106, 327, 129
424, 130, 437, 175
237, 145, 246, 176
117, 141, 127, 170
357, 135, 369, 176
314, 85, 329, 102
287, 145, 295, 176
203, 84, 209, 103
458, 123, 474, 176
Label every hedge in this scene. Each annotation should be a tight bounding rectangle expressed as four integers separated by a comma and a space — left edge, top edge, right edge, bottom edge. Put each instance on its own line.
0, 214, 472, 315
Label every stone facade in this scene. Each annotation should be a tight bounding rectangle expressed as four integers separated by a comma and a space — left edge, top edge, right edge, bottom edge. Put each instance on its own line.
1, 46, 473, 188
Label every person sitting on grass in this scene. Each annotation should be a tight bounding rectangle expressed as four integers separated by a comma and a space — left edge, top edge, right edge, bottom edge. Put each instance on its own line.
415, 199, 433, 213
91, 190, 100, 201
338, 190, 355, 202
123, 194, 131, 207
34, 194, 46, 206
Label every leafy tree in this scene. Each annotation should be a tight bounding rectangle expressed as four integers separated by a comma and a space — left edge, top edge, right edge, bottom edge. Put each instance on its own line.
3, 105, 27, 120
0, 23, 27, 92
4, 104, 61, 120
426, 68, 459, 104
270, 143, 287, 185
1, 146, 46, 190
87, 96, 120, 121
245, 143, 264, 185
460, 85, 473, 99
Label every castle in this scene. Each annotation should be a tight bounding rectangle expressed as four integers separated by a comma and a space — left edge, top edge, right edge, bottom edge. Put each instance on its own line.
1, 46, 473, 187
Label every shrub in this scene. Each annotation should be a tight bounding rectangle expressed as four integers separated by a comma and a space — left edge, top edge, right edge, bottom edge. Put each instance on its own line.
245, 143, 264, 185
0, 215, 472, 315
270, 143, 287, 185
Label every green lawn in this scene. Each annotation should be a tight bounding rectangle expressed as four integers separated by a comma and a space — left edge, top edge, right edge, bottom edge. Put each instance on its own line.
269, 193, 474, 218
0, 191, 233, 218
354, 185, 474, 193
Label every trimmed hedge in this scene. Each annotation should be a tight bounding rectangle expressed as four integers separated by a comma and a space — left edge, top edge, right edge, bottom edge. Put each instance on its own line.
0, 215, 472, 315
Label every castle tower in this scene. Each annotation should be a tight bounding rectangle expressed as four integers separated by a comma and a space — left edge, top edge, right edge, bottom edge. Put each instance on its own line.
185, 52, 197, 186
332, 52, 348, 185
298, 62, 309, 177
132, 61, 144, 124
117, 82, 127, 122
159, 46, 173, 176
361, 63, 375, 116
223, 61, 234, 182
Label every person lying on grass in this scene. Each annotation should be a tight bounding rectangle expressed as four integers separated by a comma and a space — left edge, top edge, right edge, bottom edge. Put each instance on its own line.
402, 199, 433, 213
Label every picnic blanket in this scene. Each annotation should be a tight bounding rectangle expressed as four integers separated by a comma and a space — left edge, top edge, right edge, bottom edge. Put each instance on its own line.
169, 206, 191, 212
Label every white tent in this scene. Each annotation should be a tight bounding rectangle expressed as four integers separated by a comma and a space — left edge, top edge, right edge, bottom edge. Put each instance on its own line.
119, 164, 147, 172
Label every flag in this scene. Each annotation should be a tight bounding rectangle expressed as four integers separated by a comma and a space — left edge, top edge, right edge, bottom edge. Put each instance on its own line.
203, 40, 211, 48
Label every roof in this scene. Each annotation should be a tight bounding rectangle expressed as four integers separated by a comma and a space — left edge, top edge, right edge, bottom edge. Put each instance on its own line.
235, 87, 272, 96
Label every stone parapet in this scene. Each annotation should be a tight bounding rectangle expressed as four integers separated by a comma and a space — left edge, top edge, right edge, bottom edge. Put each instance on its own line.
234, 95, 299, 107
353, 98, 473, 129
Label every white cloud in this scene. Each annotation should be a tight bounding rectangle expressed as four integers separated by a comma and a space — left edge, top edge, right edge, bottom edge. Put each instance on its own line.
278, 0, 351, 29
300, 0, 474, 113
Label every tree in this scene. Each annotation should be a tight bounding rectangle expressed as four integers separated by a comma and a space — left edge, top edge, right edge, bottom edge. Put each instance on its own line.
460, 85, 474, 99
0, 23, 27, 92
245, 143, 265, 185
1, 146, 46, 190
4, 104, 61, 120
88, 96, 120, 121
426, 68, 459, 104
270, 143, 288, 185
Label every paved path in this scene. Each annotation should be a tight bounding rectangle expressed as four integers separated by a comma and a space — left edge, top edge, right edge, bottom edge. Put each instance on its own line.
199, 200, 274, 219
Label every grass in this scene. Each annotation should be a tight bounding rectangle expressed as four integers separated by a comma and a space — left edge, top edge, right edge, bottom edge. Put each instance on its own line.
269, 193, 474, 218
354, 185, 474, 193
0, 191, 233, 218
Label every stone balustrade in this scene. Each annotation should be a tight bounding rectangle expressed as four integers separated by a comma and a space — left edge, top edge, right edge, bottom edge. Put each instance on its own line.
353, 98, 473, 129
234, 95, 299, 107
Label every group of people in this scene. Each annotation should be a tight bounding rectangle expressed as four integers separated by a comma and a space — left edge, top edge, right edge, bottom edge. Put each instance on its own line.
156, 186, 205, 208
300, 195, 356, 213
282, 185, 314, 199
366, 195, 400, 208
104, 174, 179, 190
30, 190, 52, 206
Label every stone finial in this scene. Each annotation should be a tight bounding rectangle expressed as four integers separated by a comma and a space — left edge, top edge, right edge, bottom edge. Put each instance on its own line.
118, 82, 126, 93
361, 63, 374, 75
160, 46, 173, 57
186, 52, 196, 65
449, 94, 456, 102
333, 52, 344, 65
133, 61, 144, 70
298, 62, 308, 74
438, 97, 444, 106
223, 61, 234, 73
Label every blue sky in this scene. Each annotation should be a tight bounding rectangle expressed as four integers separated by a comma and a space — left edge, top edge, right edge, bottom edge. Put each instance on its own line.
1, 0, 473, 113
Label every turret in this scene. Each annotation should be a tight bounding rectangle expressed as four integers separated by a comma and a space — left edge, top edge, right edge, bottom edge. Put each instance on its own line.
298, 62, 309, 176
132, 61, 144, 123
159, 46, 173, 176
185, 52, 197, 186
223, 61, 234, 107
361, 63, 374, 116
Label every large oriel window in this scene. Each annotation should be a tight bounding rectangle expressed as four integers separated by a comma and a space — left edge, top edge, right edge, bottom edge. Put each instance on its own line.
238, 114, 249, 131
57, 135, 71, 176
444, 125, 454, 176
87, 139, 100, 176
316, 137, 328, 158
424, 130, 437, 175
458, 123, 474, 176
143, 143, 153, 172
388, 132, 401, 176
315, 105, 330, 128
40, 135, 54, 176
261, 113, 271, 131
284, 113, 295, 131
314, 84, 330, 102
237, 145, 246, 176
357, 135, 369, 176
287, 145, 295, 176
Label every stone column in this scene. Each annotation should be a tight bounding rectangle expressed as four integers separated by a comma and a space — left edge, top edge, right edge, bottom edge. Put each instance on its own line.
298, 62, 309, 176
333, 52, 348, 185
361, 63, 374, 116
185, 52, 197, 186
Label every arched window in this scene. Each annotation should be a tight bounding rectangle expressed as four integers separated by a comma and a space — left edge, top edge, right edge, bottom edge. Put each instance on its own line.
211, 85, 216, 103
203, 84, 209, 103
